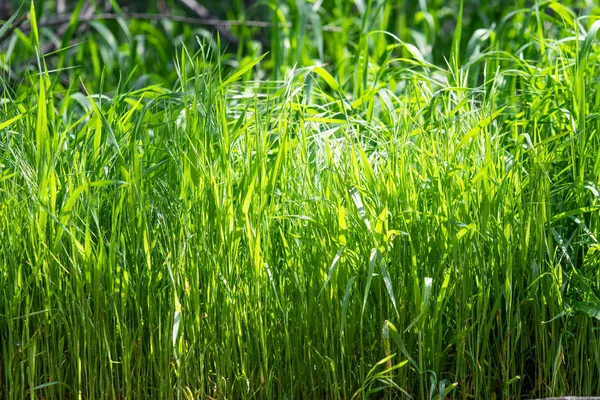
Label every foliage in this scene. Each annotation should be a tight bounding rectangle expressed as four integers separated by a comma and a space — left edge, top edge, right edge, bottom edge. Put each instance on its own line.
1, 0, 600, 398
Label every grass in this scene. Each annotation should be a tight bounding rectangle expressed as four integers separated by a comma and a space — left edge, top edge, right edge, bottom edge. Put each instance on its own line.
1, 0, 600, 398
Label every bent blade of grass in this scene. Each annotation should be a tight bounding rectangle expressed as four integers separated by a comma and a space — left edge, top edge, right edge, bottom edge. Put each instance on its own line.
456, 106, 506, 150
312, 66, 340, 91
362, 248, 378, 316
404, 277, 433, 333
580, 19, 600, 61
341, 276, 357, 338
242, 171, 257, 216
0, 114, 23, 130
218, 53, 267, 91
166, 257, 182, 366
265, 263, 283, 311
380, 262, 399, 317
319, 246, 345, 297
0, 3, 22, 41
350, 186, 372, 232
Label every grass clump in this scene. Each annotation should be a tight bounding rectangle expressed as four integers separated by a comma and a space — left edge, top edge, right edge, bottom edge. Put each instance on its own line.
1, 1, 600, 398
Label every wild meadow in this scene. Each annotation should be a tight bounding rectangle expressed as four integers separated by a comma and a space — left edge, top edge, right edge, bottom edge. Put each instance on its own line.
1, 0, 600, 398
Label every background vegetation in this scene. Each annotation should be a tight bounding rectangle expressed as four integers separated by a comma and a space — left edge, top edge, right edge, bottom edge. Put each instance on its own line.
1, 0, 600, 398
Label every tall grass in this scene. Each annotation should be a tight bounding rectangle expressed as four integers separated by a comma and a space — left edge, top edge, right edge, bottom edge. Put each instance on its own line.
1, 1, 600, 398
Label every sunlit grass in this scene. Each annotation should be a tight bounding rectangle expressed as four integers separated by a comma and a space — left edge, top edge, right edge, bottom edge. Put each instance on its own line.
1, 1, 600, 399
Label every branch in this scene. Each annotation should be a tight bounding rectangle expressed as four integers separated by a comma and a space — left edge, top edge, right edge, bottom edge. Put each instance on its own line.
40, 13, 278, 29
1, 12, 341, 44
176, 0, 210, 18
175, 0, 237, 47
